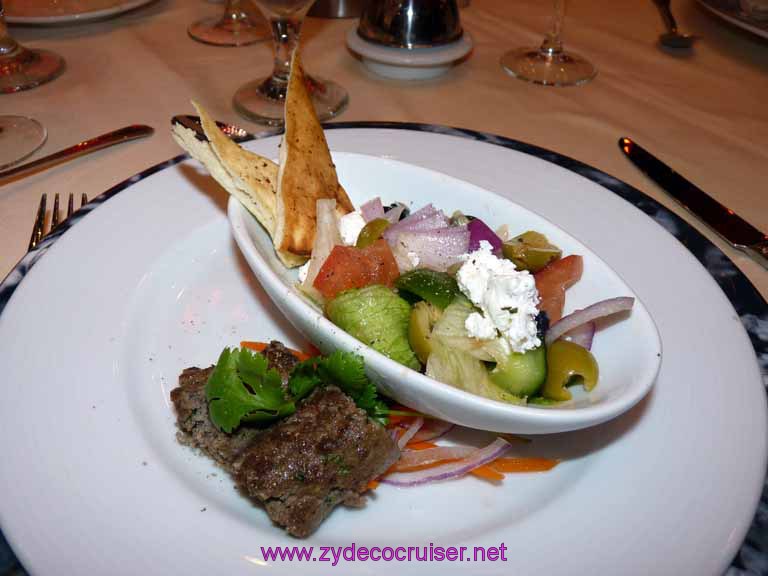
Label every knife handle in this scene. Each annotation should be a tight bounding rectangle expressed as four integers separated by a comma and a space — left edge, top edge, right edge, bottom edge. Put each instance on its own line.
743, 240, 768, 271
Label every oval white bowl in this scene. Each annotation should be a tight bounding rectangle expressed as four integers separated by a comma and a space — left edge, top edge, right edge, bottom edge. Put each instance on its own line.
228, 152, 662, 434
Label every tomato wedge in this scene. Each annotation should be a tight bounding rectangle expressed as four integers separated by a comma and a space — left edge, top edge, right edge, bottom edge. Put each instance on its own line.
313, 239, 400, 299
534, 255, 583, 323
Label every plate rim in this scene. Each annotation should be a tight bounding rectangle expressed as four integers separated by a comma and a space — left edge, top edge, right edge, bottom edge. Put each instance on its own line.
4, 0, 157, 25
696, 0, 768, 39
0, 122, 765, 574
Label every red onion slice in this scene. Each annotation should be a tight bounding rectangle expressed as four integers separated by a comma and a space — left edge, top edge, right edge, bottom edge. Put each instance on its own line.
397, 417, 424, 450
411, 419, 454, 442
546, 297, 635, 346
301, 199, 341, 292
383, 204, 448, 241
360, 197, 385, 222
392, 228, 470, 272
381, 437, 511, 486
468, 218, 503, 253
384, 214, 450, 243
384, 203, 406, 224
562, 321, 596, 350
394, 445, 476, 470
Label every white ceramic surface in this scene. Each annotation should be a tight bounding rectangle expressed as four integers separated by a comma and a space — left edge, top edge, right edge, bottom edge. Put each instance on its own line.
229, 152, 662, 435
346, 26, 473, 79
4, 0, 156, 24
697, 0, 768, 38
0, 128, 764, 576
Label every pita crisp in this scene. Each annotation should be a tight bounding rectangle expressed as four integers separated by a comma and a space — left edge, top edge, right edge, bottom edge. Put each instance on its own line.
171, 102, 307, 268
274, 51, 354, 256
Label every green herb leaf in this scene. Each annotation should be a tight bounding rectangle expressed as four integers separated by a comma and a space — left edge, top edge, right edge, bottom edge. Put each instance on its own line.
288, 358, 323, 401
205, 348, 295, 433
288, 350, 390, 424
318, 350, 368, 397
206, 346, 391, 434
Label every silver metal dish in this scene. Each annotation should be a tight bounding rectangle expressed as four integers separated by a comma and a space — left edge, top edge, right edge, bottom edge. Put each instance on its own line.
357, 0, 463, 49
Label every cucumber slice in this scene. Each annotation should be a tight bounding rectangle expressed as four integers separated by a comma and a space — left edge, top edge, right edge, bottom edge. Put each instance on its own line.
489, 345, 547, 397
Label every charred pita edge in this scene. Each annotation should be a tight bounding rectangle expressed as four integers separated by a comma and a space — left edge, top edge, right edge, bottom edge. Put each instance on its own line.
274, 51, 354, 255
195, 101, 278, 235
172, 103, 307, 268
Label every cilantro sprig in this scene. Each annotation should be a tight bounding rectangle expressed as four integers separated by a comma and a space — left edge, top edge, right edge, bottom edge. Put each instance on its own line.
205, 348, 295, 433
204, 347, 390, 433
290, 351, 390, 425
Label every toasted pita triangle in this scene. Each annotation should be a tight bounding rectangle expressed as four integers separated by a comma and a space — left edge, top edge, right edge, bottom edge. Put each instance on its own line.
171, 103, 307, 268
194, 101, 278, 236
274, 51, 354, 255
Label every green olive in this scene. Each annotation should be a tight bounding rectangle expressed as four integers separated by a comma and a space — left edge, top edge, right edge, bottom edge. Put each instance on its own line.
501, 231, 562, 272
408, 301, 443, 365
542, 340, 599, 401
356, 218, 390, 248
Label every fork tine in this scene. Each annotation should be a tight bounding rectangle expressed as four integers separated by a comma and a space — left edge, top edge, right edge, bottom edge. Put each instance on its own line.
51, 193, 61, 229
81, 193, 88, 206
66, 193, 74, 219
28, 193, 47, 251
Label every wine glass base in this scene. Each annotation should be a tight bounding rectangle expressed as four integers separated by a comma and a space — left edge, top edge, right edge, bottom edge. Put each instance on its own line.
501, 47, 596, 87
0, 115, 47, 170
233, 74, 349, 126
0, 48, 65, 94
188, 15, 269, 46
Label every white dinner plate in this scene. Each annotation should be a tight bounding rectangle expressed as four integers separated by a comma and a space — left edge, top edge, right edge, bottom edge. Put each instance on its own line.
0, 125, 765, 576
229, 152, 662, 434
4, 0, 156, 25
696, 0, 768, 39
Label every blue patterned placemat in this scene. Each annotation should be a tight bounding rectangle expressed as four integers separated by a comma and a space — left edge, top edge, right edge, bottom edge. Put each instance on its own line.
1, 122, 765, 575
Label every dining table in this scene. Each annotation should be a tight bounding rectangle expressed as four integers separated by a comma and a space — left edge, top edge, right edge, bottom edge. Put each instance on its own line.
0, 0, 766, 574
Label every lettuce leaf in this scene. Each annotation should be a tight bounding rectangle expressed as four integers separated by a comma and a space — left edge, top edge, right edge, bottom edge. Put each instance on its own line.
326, 285, 420, 370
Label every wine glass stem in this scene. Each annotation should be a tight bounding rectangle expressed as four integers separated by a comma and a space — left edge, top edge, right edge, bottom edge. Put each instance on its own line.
0, 1, 20, 58
222, 0, 248, 24
268, 17, 303, 84
541, 0, 565, 55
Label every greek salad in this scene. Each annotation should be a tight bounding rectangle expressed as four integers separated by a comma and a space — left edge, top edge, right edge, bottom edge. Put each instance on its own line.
297, 197, 635, 406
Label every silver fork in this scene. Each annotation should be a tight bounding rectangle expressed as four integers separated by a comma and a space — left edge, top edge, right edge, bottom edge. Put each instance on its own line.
28, 192, 88, 250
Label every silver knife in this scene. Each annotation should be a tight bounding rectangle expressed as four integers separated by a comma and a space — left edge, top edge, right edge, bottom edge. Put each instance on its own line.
0, 124, 154, 186
619, 137, 768, 270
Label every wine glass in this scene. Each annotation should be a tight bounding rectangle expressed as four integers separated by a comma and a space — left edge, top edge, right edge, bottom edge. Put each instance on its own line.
189, 0, 270, 46
0, 0, 64, 168
0, 0, 65, 94
0, 115, 46, 169
501, 0, 596, 87
233, 0, 348, 126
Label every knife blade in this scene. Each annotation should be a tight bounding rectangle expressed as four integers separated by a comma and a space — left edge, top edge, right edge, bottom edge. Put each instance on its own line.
0, 125, 154, 186
619, 137, 768, 270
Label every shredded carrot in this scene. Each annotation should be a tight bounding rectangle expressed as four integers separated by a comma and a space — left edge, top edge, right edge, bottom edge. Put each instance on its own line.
366, 480, 380, 491
489, 457, 559, 473
241, 341, 269, 353
404, 441, 439, 451
240, 341, 315, 362
389, 459, 505, 479
390, 459, 461, 473
304, 343, 322, 357
469, 465, 505, 482
386, 414, 411, 427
